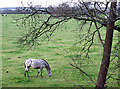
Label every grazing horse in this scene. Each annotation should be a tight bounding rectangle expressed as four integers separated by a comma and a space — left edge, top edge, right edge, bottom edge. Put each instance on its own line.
24, 58, 51, 78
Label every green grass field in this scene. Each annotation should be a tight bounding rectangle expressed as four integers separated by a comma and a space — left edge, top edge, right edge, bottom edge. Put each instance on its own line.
1, 14, 120, 88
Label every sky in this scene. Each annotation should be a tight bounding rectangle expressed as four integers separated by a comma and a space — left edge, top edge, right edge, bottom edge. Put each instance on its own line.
0, 0, 74, 8
0, 0, 115, 8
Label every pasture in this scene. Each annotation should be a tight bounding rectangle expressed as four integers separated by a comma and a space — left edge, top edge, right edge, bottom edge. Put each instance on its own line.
1, 14, 119, 88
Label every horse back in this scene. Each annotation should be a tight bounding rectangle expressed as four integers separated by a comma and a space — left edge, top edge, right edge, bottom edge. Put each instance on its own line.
25, 59, 50, 69
30, 59, 46, 69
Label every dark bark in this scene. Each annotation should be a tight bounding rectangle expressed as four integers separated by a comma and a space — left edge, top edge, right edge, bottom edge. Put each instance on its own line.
95, 2, 117, 89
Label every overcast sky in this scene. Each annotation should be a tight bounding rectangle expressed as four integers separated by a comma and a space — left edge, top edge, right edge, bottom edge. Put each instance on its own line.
0, 0, 75, 8
0, 0, 113, 8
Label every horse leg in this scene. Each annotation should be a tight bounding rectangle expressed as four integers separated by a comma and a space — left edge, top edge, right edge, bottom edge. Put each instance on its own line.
24, 71, 26, 77
27, 66, 30, 77
40, 68, 43, 77
36, 69, 40, 78
27, 71, 29, 77
24, 63, 27, 77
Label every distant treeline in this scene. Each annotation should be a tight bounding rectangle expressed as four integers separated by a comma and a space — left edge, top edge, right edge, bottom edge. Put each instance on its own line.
0, 11, 47, 14
0, 7, 47, 14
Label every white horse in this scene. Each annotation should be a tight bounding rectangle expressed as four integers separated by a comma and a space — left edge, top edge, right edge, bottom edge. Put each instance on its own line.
24, 58, 51, 78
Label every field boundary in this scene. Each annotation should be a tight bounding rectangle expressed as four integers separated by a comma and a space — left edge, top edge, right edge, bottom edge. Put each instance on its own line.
1, 87, 120, 89
0, 14, 2, 89
118, 33, 120, 87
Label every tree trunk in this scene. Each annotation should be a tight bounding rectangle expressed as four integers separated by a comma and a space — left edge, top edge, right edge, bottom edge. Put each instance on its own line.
95, 2, 117, 89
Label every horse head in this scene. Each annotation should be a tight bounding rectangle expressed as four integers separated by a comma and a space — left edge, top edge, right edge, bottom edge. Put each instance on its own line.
47, 67, 51, 77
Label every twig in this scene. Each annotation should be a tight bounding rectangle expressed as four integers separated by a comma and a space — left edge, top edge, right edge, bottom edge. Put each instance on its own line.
70, 63, 95, 85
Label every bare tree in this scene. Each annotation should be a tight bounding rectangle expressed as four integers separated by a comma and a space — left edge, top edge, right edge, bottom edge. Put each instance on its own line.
15, 0, 120, 88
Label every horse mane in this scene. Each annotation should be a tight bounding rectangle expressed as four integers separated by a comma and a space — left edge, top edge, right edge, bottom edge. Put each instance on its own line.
41, 59, 50, 69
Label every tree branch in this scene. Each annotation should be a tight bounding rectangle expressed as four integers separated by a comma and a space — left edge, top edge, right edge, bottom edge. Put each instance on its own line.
70, 63, 95, 85
94, 22, 105, 47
